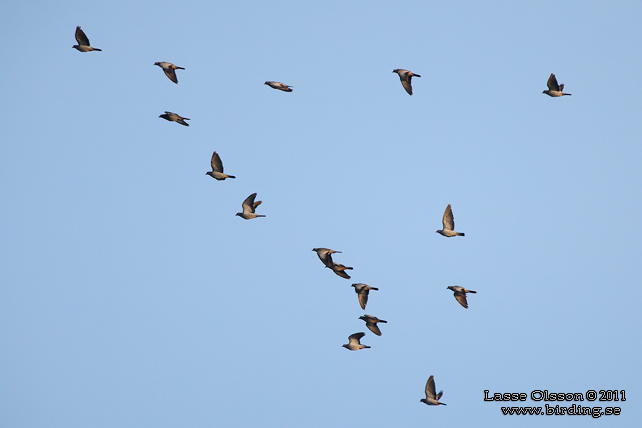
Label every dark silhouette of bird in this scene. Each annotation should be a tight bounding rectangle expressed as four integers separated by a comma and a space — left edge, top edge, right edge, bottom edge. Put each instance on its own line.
392, 69, 420, 95
327, 263, 353, 279
542, 73, 571, 97
359, 315, 387, 336
312, 248, 341, 268
352, 283, 378, 310
236, 193, 265, 220
155, 62, 185, 84
447, 286, 477, 309
73, 26, 101, 52
265, 81, 293, 92
159, 111, 190, 126
206, 151, 235, 180
420, 375, 447, 406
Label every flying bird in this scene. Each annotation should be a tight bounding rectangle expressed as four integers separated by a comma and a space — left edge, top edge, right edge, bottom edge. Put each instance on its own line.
359, 315, 387, 336
352, 283, 378, 310
542, 73, 571, 97
206, 151, 236, 180
159, 111, 190, 126
264, 81, 293, 92
436, 204, 465, 237
392, 69, 420, 95
447, 286, 477, 309
73, 26, 101, 52
236, 193, 266, 220
342, 332, 370, 351
420, 375, 447, 406
327, 263, 353, 279
155, 62, 185, 84
312, 248, 341, 268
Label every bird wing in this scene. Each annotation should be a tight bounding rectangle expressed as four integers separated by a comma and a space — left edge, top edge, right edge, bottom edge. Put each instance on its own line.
547, 73, 560, 91
425, 376, 437, 399
242, 193, 258, 213
75, 26, 90, 46
442, 204, 455, 230
319, 250, 334, 267
358, 291, 368, 310
333, 268, 351, 279
366, 322, 382, 336
401, 77, 413, 95
253, 200, 263, 210
453, 292, 469, 308
164, 67, 178, 84
348, 332, 365, 345
211, 151, 224, 173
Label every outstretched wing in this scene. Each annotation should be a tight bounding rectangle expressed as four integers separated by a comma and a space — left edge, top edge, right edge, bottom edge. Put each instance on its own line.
211, 151, 224, 173
75, 26, 90, 46
547, 73, 560, 91
442, 204, 455, 231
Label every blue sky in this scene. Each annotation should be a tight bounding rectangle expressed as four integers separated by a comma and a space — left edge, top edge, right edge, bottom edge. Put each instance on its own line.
1, 1, 640, 427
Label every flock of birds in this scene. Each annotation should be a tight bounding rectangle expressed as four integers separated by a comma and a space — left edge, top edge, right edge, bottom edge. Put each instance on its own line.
72, 24, 571, 408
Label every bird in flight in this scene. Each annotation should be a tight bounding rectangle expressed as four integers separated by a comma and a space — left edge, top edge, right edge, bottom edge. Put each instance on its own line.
420, 375, 447, 406
265, 81, 293, 92
392, 69, 420, 95
327, 263, 353, 279
359, 315, 387, 336
342, 332, 370, 351
73, 26, 101, 52
159, 111, 190, 126
542, 73, 571, 97
352, 283, 379, 310
236, 193, 266, 220
447, 285, 477, 309
436, 204, 465, 237
312, 248, 342, 268
206, 151, 235, 181
155, 62, 185, 84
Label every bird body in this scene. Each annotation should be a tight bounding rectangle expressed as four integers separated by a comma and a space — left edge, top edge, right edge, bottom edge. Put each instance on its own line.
392, 69, 420, 95
73, 26, 101, 52
352, 283, 378, 310
155, 62, 185, 84
421, 375, 446, 406
436, 204, 465, 237
265, 81, 293, 92
447, 285, 477, 309
342, 332, 370, 350
159, 111, 190, 126
206, 151, 235, 180
359, 315, 387, 336
543, 73, 571, 97
236, 193, 266, 219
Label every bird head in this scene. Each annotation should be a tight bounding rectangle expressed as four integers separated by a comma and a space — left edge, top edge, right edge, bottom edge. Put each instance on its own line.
235, 213, 242, 217
154, 62, 161, 66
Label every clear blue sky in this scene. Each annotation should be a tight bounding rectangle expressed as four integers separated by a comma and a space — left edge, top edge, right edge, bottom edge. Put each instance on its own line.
1, 1, 640, 427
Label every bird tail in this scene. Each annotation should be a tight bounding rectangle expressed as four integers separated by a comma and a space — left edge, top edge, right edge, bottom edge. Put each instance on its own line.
93, 48, 102, 51
227, 175, 236, 179
345, 266, 353, 270
364, 345, 371, 349
371, 287, 379, 290
380, 320, 388, 323
468, 290, 477, 294
176, 66, 185, 70
414, 74, 421, 77
457, 232, 465, 236
256, 215, 266, 218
